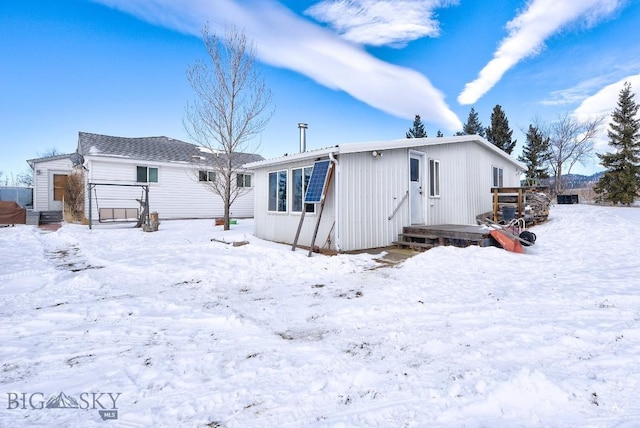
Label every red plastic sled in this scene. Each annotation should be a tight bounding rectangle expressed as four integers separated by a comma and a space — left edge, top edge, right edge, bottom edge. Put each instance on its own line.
490, 229, 525, 254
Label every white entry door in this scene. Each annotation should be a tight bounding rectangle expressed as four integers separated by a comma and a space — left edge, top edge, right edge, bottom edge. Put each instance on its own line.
409, 152, 424, 224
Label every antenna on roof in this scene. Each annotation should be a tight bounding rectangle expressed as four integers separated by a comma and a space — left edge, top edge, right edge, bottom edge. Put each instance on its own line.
70, 153, 85, 169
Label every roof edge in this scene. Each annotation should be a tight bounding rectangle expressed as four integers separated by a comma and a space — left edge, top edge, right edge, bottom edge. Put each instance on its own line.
244, 146, 337, 169
246, 136, 526, 171
26, 153, 76, 168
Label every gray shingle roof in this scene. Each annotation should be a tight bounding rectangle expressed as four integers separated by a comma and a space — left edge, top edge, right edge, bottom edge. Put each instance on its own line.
76, 132, 264, 167
27, 153, 75, 169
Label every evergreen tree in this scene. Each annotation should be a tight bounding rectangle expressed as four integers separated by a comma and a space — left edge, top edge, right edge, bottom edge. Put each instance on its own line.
486, 104, 516, 154
406, 114, 427, 138
518, 124, 551, 183
456, 107, 484, 137
594, 82, 640, 205
436, 130, 444, 138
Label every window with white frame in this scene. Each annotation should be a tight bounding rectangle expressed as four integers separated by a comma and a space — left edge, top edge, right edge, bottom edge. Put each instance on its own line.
492, 166, 504, 188
292, 166, 314, 213
199, 170, 215, 182
429, 159, 440, 197
268, 170, 287, 212
236, 173, 252, 188
137, 166, 158, 183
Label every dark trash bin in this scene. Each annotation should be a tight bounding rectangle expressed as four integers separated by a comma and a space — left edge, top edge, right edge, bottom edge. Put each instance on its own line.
557, 194, 579, 204
502, 206, 516, 222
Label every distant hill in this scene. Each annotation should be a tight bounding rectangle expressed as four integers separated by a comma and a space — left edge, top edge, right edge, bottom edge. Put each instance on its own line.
541, 171, 604, 190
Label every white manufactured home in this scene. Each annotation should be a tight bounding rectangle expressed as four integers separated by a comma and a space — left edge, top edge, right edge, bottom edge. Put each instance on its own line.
245, 135, 526, 252
28, 132, 263, 224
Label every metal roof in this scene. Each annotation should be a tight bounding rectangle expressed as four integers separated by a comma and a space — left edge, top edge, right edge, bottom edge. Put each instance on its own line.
244, 146, 337, 169
244, 135, 527, 170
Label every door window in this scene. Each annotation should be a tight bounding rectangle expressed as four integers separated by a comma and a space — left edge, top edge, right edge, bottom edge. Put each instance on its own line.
410, 158, 420, 182
53, 174, 68, 201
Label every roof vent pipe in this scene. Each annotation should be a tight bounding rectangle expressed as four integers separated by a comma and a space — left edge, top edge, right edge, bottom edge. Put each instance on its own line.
298, 122, 308, 153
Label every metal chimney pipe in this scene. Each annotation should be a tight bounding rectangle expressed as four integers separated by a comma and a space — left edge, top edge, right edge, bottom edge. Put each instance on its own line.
298, 122, 308, 153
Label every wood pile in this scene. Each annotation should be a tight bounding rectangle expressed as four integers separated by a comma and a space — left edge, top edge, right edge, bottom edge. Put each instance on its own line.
489, 187, 552, 225
524, 192, 551, 223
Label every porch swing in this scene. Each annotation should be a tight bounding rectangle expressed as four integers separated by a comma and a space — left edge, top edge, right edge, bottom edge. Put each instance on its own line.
88, 182, 150, 229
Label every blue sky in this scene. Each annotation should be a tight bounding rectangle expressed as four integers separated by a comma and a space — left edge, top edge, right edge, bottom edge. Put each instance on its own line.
2, 0, 640, 180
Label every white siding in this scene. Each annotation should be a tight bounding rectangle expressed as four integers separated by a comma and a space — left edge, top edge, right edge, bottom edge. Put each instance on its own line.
336, 150, 409, 251
334, 143, 522, 249
416, 141, 521, 225
31, 158, 72, 211
253, 158, 336, 251
86, 157, 254, 222
422, 142, 477, 225
250, 138, 525, 252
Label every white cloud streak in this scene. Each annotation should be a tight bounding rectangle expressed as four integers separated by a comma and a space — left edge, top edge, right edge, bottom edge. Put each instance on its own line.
305, 0, 458, 47
92, 0, 462, 131
539, 75, 616, 106
457, 0, 623, 105
573, 74, 640, 153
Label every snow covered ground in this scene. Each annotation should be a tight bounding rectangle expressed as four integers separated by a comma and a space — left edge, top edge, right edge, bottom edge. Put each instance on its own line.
1, 204, 639, 427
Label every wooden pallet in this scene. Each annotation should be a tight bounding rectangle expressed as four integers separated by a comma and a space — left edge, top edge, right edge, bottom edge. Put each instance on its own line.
394, 224, 494, 251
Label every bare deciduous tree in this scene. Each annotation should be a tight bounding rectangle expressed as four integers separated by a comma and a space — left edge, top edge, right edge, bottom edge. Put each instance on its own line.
184, 25, 273, 230
536, 113, 604, 194
64, 170, 85, 222
38, 148, 63, 157
16, 169, 33, 187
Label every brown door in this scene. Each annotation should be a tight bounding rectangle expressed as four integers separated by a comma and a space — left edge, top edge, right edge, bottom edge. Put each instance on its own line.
50, 173, 68, 211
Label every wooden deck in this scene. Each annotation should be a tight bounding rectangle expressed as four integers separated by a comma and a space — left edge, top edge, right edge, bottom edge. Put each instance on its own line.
393, 224, 494, 251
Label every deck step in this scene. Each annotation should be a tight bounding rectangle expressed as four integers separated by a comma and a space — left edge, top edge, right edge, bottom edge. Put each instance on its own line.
392, 241, 434, 250
396, 224, 495, 251
397, 232, 439, 240
39, 211, 63, 224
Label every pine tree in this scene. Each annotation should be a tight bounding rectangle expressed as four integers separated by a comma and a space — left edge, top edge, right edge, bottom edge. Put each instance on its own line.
486, 104, 516, 154
518, 124, 551, 183
406, 114, 427, 138
436, 130, 444, 138
594, 82, 640, 205
456, 107, 484, 137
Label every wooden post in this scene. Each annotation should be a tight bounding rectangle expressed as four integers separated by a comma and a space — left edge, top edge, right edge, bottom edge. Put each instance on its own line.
308, 201, 326, 257
517, 188, 523, 218
291, 159, 334, 256
493, 189, 499, 222
292, 208, 307, 251
307, 165, 334, 257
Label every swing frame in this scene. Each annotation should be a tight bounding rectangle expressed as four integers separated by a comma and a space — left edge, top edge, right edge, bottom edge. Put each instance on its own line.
88, 182, 150, 229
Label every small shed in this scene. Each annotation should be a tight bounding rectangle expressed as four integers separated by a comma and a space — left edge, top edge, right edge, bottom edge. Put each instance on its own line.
245, 135, 526, 252
27, 154, 75, 212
